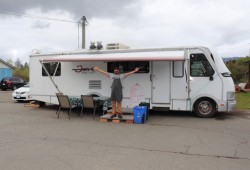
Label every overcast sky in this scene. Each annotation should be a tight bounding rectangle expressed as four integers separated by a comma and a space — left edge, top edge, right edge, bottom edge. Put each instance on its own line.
0, 0, 250, 64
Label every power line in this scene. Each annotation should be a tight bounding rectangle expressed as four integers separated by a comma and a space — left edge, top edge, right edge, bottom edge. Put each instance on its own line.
0, 9, 88, 49
0, 9, 80, 24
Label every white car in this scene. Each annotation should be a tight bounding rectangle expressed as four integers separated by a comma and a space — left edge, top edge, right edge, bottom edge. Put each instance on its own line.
12, 84, 32, 102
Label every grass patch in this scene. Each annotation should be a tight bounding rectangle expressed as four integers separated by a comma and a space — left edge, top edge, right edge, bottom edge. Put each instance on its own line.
235, 92, 250, 110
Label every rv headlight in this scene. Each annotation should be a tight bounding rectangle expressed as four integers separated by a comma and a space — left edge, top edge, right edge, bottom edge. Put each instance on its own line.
227, 91, 235, 101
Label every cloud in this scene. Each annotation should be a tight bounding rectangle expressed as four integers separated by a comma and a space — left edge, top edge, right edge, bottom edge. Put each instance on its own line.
0, 0, 250, 64
0, 0, 141, 19
31, 20, 50, 29
0, 9, 79, 63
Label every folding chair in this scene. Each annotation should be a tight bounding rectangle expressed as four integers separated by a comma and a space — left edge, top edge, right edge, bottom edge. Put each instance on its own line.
80, 95, 98, 119
56, 93, 77, 119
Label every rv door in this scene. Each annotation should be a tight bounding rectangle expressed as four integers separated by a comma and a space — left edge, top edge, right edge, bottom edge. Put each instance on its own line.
151, 61, 171, 103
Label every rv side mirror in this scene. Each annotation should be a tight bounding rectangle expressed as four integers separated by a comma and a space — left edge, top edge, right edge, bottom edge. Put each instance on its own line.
206, 67, 214, 81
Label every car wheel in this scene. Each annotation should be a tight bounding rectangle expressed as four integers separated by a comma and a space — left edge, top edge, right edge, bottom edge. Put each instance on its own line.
194, 98, 216, 118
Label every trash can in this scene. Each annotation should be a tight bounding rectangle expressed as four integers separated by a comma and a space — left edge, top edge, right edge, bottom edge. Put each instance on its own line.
133, 106, 147, 124
139, 102, 150, 120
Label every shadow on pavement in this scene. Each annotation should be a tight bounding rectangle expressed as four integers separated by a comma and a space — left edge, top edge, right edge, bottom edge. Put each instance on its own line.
149, 109, 250, 120
215, 110, 250, 120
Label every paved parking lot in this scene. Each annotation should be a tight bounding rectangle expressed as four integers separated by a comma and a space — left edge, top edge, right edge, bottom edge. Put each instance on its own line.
0, 90, 250, 170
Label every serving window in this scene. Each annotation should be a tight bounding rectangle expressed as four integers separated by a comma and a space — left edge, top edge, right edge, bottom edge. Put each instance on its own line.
107, 61, 149, 73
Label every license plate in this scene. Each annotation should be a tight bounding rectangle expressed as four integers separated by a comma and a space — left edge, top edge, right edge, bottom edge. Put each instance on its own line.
16, 95, 21, 99
3, 83, 5, 85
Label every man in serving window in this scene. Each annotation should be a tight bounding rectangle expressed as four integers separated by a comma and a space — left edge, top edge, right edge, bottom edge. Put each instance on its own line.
94, 66, 139, 119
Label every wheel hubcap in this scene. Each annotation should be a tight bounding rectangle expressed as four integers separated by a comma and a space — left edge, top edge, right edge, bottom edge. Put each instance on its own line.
198, 101, 212, 115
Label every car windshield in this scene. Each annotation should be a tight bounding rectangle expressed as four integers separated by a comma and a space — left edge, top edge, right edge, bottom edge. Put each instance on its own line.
4, 78, 11, 81
13, 77, 22, 82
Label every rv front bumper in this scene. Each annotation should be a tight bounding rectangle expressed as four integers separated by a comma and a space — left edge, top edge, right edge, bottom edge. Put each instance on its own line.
227, 100, 236, 112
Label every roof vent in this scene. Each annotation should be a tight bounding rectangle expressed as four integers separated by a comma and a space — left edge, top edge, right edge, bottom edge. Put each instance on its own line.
97, 41, 103, 50
90, 41, 103, 50
89, 42, 96, 50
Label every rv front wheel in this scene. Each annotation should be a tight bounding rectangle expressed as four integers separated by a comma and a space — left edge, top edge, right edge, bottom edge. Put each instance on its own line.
194, 98, 216, 118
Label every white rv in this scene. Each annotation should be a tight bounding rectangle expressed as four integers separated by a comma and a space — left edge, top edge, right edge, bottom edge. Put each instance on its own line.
29, 46, 236, 117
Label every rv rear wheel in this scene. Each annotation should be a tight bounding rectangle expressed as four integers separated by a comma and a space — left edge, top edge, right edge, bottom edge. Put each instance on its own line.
194, 98, 216, 118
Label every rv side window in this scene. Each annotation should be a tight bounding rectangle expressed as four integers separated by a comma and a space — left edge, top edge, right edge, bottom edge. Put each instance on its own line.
107, 61, 149, 73
173, 61, 184, 77
42, 62, 61, 76
190, 54, 214, 77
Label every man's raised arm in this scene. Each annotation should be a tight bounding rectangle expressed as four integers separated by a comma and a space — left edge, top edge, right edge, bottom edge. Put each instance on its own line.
125, 67, 140, 77
94, 66, 109, 77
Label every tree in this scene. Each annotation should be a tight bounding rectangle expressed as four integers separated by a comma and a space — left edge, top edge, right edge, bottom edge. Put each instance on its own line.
6, 59, 13, 66
14, 58, 23, 68
24, 62, 29, 68
12, 67, 29, 81
226, 56, 249, 84
12, 59, 29, 81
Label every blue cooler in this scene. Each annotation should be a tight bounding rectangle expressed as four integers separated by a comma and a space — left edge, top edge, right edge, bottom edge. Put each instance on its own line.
133, 106, 147, 124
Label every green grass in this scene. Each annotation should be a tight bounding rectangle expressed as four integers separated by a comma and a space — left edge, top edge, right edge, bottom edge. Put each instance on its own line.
235, 92, 250, 110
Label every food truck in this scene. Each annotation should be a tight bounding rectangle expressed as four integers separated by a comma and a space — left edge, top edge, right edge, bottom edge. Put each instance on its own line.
29, 46, 236, 117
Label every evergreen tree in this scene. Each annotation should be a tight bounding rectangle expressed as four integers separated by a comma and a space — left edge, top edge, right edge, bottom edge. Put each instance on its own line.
14, 58, 23, 68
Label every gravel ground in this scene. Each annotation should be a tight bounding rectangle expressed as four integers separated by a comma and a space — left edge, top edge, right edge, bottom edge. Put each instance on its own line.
0, 91, 250, 170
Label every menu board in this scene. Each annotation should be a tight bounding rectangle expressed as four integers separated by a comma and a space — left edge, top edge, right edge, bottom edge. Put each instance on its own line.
129, 83, 145, 108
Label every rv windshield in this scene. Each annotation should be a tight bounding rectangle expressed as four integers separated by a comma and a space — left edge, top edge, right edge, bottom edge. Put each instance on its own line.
210, 50, 232, 74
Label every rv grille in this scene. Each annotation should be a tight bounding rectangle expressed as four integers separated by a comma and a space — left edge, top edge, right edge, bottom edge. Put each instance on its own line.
89, 80, 101, 89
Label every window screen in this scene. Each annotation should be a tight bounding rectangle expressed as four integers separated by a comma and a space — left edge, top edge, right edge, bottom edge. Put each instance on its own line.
42, 62, 61, 76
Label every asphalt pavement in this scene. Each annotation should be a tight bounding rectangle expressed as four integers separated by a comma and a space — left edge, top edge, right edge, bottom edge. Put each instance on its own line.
0, 91, 250, 170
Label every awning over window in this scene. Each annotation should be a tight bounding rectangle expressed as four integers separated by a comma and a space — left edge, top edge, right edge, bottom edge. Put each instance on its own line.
41, 50, 185, 63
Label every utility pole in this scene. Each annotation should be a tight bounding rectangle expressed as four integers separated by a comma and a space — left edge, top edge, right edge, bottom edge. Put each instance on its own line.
81, 16, 87, 49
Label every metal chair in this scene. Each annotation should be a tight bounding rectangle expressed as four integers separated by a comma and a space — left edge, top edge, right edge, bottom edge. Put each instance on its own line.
56, 93, 77, 119
80, 95, 97, 119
